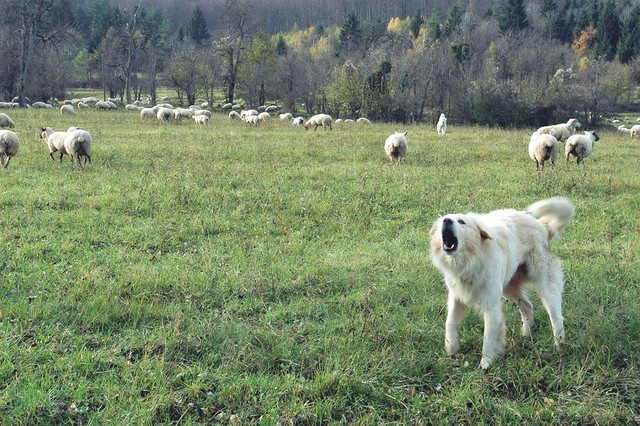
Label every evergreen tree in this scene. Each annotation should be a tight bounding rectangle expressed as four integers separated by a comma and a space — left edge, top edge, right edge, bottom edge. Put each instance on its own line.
593, 0, 620, 61
276, 35, 287, 56
410, 9, 424, 39
187, 6, 210, 45
442, 3, 465, 38
339, 12, 361, 51
617, 4, 640, 63
495, 0, 529, 36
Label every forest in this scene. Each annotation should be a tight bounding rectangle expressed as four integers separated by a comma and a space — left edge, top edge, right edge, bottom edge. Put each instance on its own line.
2, 0, 640, 126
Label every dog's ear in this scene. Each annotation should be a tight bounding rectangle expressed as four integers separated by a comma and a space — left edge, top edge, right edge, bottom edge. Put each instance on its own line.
429, 220, 438, 237
478, 224, 491, 241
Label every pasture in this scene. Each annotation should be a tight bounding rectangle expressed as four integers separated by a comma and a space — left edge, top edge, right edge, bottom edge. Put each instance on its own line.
0, 108, 639, 424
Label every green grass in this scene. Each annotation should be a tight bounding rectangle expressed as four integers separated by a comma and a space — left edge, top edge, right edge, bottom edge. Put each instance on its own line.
1, 108, 639, 424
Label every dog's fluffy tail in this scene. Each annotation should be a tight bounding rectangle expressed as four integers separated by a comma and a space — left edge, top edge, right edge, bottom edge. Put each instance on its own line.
527, 197, 575, 240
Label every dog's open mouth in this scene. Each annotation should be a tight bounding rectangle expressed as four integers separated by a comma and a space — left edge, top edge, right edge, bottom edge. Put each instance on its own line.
442, 227, 458, 254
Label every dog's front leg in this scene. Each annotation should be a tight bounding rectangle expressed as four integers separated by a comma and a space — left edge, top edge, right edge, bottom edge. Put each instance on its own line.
445, 294, 467, 356
479, 307, 506, 369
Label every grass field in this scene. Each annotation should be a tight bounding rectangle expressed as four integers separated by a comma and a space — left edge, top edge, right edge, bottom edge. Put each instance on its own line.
1, 107, 639, 424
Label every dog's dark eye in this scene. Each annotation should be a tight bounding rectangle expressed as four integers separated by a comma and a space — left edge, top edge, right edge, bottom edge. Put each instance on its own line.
458, 219, 466, 225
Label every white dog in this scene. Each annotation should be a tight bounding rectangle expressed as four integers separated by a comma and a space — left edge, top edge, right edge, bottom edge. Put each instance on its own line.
437, 113, 447, 135
430, 197, 574, 369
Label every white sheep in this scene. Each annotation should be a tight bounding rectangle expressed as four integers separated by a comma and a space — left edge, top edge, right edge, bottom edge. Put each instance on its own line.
157, 107, 173, 123
140, 108, 156, 119
334, 118, 343, 125
279, 113, 293, 120
240, 109, 258, 118
173, 108, 194, 121
356, 117, 371, 125
292, 117, 304, 127
60, 104, 76, 115
618, 125, 632, 135
265, 105, 279, 113
536, 118, 581, 142
64, 127, 92, 166
0, 113, 15, 128
77, 102, 90, 109
194, 115, 209, 125
630, 124, 640, 138
258, 112, 271, 122
0, 130, 19, 168
96, 101, 113, 110
244, 115, 259, 126
221, 103, 233, 110
40, 127, 69, 162
304, 114, 332, 131
384, 132, 408, 163
32, 101, 53, 109
229, 111, 241, 121
193, 110, 211, 118
565, 130, 599, 169
528, 132, 558, 173
344, 119, 355, 124
437, 113, 447, 135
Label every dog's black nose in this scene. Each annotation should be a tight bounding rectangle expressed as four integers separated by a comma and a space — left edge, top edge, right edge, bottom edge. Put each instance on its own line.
443, 218, 453, 225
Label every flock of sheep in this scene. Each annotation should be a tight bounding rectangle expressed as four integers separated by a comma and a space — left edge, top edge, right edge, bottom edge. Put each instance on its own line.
528, 118, 601, 173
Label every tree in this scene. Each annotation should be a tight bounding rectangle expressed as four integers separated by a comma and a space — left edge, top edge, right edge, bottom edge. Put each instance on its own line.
617, 4, 640, 63
410, 9, 424, 39
495, 0, 529, 36
339, 12, 361, 53
593, 0, 620, 61
215, 0, 251, 104
187, 6, 210, 45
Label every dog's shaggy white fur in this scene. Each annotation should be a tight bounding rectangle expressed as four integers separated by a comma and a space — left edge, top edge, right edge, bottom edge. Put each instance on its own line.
430, 197, 575, 369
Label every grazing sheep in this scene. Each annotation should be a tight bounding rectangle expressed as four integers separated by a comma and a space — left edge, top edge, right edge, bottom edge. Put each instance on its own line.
40, 127, 69, 161
528, 132, 558, 173
565, 130, 599, 168
221, 103, 233, 110
437, 113, 447, 135
64, 127, 92, 166
157, 107, 173, 123
258, 112, 271, 122
265, 105, 279, 113
0, 113, 15, 128
356, 117, 371, 125
194, 115, 209, 126
630, 124, 640, 138
32, 101, 53, 109
240, 109, 258, 118
536, 118, 581, 142
617, 125, 632, 135
344, 119, 355, 124
304, 114, 333, 131
334, 118, 343, 125
244, 115, 260, 126
60, 104, 76, 115
77, 102, 90, 109
96, 101, 113, 110
125, 104, 143, 111
279, 113, 293, 120
174, 108, 194, 121
0, 130, 19, 168
384, 132, 408, 163
0, 102, 16, 108
193, 110, 211, 118
292, 117, 304, 127
229, 111, 241, 121
140, 108, 156, 119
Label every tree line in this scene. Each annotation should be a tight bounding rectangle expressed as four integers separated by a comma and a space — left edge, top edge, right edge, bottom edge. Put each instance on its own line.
1, 0, 640, 127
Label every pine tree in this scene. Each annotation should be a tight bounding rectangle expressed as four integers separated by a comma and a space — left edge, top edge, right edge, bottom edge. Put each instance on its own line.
187, 6, 210, 45
410, 9, 424, 39
339, 12, 361, 51
495, 0, 529, 36
276, 35, 287, 56
617, 4, 640, 63
593, 0, 620, 61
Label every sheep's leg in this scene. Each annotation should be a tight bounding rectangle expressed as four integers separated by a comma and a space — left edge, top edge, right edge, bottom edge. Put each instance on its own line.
0, 155, 6, 168
59, 153, 64, 162
50, 152, 55, 161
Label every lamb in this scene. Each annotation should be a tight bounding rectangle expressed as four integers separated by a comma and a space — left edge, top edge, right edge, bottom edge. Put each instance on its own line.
60, 104, 76, 115
356, 117, 371, 124
565, 130, 599, 169
0, 130, 19, 168
528, 132, 559, 174
0, 113, 15, 128
630, 124, 640, 138
304, 114, 333, 131
384, 132, 408, 163
292, 117, 304, 127
437, 113, 447, 135
64, 127, 92, 166
536, 118, 581, 142
40, 127, 69, 161
194, 115, 209, 125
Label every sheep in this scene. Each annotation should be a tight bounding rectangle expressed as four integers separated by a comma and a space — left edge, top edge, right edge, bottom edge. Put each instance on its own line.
140, 108, 156, 120
157, 107, 173, 123
0, 102, 16, 108
244, 115, 260, 126
240, 109, 258, 118
106, 101, 118, 110
0, 113, 15, 128
77, 102, 90, 109
279, 113, 293, 120
193, 110, 211, 118
194, 115, 209, 126
265, 105, 279, 113
565, 130, 599, 169
292, 117, 304, 127
60, 104, 76, 116
0, 130, 19, 168
174, 108, 194, 121
229, 111, 241, 121
64, 127, 92, 166
630, 124, 640, 138
528, 132, 558, 174
334, 118, 343, 125
258, 112, 271, 122
344, 119, 355, 124
125, 104, 142, 111
221, 102, 233, 110
96, 101, 113, 110
32, 101, 53, 109
536, 118, 581, 142
437, 113, 447, 135
304, 114, 333, 131
618, 125, 632, 136
40, 126, 69, 162
356, 117, 371, 125
384, 132, 408, 164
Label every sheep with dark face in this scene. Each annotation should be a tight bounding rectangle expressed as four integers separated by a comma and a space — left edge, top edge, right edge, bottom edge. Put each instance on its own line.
40, 127, 69, 162
384, 132, 408, 164
565, 130, 599, 169
528, 132, 559, 174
